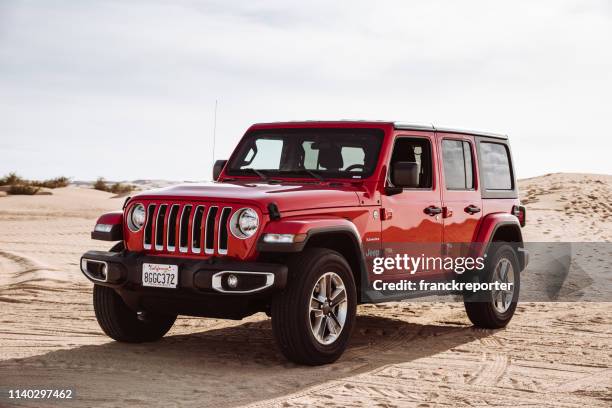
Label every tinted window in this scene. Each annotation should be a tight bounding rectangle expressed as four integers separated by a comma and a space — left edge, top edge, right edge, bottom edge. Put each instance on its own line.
301, 142, 366, 171
341, 146, 365, 169
243, 138, 283, 169
227, 129, 383, 179
302, 141, 319, 169
480, 142, 512, 190
389, 138, 432, 188
442, 140, 474, 190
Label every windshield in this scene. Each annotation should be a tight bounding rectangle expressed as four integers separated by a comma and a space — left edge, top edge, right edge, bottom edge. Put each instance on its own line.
226, 128, 384, 179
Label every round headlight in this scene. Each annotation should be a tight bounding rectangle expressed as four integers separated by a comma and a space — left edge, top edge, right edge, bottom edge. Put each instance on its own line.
128, 203, 146, 232
230, 208, 259, 239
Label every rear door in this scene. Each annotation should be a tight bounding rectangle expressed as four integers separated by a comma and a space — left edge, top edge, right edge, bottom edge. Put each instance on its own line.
437, 133, 483, 252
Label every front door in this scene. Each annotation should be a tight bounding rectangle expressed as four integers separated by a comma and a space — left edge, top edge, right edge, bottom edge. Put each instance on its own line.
380, 132, 443, 282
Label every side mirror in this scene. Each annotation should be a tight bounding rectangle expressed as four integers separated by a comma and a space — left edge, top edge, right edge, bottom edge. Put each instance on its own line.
213, 160, 227, 181
389, 161, 419, 190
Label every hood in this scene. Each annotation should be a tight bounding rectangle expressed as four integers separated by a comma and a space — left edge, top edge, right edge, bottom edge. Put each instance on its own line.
133, 181, 363, 213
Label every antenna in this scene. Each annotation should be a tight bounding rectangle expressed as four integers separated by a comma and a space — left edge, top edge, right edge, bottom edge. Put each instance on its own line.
212, 99, 218, 164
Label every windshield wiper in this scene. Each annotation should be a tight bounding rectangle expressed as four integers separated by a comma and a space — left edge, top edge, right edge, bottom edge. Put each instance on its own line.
302, 169, 325, 181
242, 168, 268, 181
282, 169, 325, 181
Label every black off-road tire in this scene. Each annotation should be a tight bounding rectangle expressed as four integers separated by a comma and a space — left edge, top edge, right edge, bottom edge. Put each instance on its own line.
92, 241, 176, 342
271, 248, 357, 365
93, 285, 176, 343
464, 243, 520, 329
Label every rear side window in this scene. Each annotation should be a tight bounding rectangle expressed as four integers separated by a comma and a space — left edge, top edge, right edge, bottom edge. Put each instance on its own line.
480, 142, 512, 190
442, 140, 474, 190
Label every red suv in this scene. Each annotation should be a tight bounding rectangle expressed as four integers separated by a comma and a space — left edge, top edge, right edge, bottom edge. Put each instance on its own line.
81, 121, 527, 365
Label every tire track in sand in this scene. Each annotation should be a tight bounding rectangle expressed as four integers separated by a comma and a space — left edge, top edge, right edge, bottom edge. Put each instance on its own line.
468, 335, 510, 386
0, 249, 63, 288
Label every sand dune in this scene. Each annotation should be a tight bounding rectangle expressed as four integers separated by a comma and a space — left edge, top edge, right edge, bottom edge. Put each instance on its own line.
519, 173, 612, 241
0, 177, 610, 407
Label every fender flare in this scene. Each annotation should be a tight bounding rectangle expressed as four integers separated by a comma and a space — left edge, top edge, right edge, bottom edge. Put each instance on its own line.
471, 213, 526, 269
91, 211, 124, 241
256, 217, 368, 298
257, 217, 362, 252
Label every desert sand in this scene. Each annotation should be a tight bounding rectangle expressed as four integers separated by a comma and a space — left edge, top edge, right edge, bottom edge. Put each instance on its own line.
0, 174, 610, 407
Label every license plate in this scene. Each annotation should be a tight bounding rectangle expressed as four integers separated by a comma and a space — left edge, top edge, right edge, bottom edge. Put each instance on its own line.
142, 263, 178, 289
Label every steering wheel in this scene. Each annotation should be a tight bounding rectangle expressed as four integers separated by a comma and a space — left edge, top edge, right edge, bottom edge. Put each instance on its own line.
344, 164, 366, 172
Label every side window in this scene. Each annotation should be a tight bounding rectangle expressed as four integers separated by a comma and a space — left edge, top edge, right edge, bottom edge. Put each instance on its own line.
480, 142, 512, 190
442, 140, 474, 190
241, 138, 283, 169
389, 137, 432, 188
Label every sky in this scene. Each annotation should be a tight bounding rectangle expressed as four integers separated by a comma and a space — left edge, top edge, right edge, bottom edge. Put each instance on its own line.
1, 0, 611, 181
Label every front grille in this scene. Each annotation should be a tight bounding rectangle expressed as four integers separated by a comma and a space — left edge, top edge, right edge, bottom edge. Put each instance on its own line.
205, 206, 218, 254
142, 203, 234, 256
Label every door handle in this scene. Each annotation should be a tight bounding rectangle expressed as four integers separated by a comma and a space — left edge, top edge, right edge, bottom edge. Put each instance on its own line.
465, 205, 481, 214
424, 206, 442, 216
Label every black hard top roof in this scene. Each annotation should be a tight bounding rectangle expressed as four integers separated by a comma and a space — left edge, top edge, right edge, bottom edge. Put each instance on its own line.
252, 120, 508, 140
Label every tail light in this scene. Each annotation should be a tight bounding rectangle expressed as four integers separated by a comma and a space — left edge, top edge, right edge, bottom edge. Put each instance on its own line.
512, 205, 526, 227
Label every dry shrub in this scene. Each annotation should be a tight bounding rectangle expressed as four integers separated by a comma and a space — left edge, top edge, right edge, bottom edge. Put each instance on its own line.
110, 183, 134, 194
93, 177, 109, 191
94, 177, 134, 194
8, 184, 40, 195
0, 172, 25, 186
1, 172, 70, 190
31, 176, 70, 188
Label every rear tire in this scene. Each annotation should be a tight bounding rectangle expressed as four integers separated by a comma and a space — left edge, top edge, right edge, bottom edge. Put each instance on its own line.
464, 243, 520, 329
93, 285, 176, 343
271, 248, 357, 365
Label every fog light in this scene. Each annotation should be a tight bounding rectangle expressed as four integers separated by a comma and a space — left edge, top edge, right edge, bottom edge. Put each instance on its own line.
227, 274, 239, 289
99, 263, 108, 280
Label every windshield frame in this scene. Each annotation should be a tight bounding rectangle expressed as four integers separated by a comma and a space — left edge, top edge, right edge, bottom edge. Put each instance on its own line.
225, 128, 384, 180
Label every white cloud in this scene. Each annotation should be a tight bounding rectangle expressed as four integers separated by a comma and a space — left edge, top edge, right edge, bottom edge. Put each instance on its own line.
1, 0, 611, 180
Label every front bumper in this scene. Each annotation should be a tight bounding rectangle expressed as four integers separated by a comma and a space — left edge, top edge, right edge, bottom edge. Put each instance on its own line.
80, 250, 288, 319
80, 250, 288, 295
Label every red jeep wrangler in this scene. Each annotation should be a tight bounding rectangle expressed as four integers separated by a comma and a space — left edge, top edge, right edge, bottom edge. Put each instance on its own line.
81, 121, 527, 365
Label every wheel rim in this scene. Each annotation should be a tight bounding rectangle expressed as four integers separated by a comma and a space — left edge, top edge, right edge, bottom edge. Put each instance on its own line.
491, 258, 515, 314
309, 272, 348, 345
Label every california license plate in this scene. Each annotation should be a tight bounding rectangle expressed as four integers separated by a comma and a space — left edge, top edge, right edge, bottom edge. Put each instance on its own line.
142, 263, 178, 288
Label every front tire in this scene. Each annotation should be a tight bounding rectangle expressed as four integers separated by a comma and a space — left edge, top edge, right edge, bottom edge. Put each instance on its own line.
464, 243, 520, 329
271, 248, 357, 365
93, 285, 176, 343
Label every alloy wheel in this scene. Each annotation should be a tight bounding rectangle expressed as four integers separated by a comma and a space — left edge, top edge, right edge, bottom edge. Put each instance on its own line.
309, 272, 348, 345
491, 257, 515, 314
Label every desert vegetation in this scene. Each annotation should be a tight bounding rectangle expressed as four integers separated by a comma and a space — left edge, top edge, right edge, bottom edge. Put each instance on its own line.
93, 177, 135, 194
0, 172, 137, 196
0, 172, 70, 195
